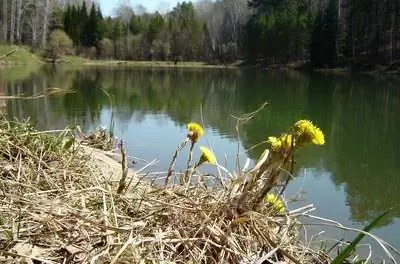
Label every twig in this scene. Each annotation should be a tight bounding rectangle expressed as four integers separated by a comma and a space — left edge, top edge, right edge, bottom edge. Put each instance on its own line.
231, 101, 269, 176
0, 48, 17, 60
183, 141, 196, 186
165, 139, 188, 185
0, 250, 57, 264
117, 139, 128, 194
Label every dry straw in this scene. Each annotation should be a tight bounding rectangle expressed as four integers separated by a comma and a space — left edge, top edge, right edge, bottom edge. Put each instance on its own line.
0, 106, 397, 264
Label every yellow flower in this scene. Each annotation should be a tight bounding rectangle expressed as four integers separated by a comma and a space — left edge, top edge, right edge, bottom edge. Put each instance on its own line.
197, 146, 217, 166
187, 122, 204, 142
280, 134, 295, 149
267, 136, 281, 150
294, 119, 325, 146
311, 127, 325, 145
267, 134, 295, 152
294, 120, 313, 134
265, 193, 285, 214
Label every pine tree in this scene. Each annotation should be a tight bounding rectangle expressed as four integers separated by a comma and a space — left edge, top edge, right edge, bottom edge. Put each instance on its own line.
63, 5, 72, 37
147, 13, 164, 45
325, 0, 339, 66
245, 0, 312, 63
310, 0, 339, 67
310, 10, 325, 67
111, 19, 124, 57
97, 5, 105, 39
82, 3, 102, 47
79, 2, 88, 45
70, 5, 79, 45
129, 15, 144, 35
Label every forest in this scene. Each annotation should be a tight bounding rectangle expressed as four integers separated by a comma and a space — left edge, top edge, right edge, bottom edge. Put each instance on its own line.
0, 0, 400, 69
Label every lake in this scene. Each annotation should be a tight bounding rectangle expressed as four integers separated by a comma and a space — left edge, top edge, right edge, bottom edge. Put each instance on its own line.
1, 66, 400, 260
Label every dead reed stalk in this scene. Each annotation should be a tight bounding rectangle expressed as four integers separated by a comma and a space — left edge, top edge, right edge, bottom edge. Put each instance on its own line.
0, 113, 396, 264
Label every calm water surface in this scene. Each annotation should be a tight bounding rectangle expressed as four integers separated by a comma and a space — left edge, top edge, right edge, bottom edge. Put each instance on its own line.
1, 66, 400, 260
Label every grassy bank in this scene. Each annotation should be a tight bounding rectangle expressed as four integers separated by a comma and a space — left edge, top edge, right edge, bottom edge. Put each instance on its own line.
49, 55, 241, 69
1, 44, 399, 76
0, 45, 44, 66
0, 45, 43, 81
58, 57, 240, 68
0, 106, 397, 263
82, 60, 240, 68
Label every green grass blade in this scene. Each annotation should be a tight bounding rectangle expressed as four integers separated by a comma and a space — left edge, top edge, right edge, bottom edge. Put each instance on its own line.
332, 209, 392, 264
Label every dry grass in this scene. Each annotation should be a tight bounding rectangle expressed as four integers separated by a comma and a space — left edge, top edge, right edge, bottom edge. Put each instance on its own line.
0, 113, 397, 263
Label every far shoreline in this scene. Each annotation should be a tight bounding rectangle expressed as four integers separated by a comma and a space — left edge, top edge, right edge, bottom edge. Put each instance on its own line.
1, 45, 400, 78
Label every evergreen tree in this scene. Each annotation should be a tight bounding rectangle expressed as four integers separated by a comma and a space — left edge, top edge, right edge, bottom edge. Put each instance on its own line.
111, 19, 124, 57
246, 0, 311, 63
63, 5, 72, 37
79, 2, 88, 45
70, 5, 79, 45
147, 13, 164, 45
168, 2, 204, 61
130, 15, 145, 35
82, 3, 103, 47
97, 5, 105, 38
310, 9, 325, 67
310, 0, 339, 67
325, 0, 339, 66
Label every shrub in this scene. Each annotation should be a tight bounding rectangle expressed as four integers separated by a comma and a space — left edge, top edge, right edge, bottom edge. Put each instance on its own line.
98, 38, 113, 59
47, 29, 74, 61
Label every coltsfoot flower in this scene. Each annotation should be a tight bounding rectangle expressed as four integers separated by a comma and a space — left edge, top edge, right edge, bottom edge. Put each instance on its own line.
187, 122, 204, 143
267, 134, 295, 152
265, 193, 285, 213
197, 146, 217, 166
294, 120, 325, 145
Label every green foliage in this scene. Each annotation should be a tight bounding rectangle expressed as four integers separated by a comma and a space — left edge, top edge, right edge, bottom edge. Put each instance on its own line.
246, 0, 312, 63
47, 30, 74, 60
0, 45, 43, 65
147, 13, 165, 45
332, 210, 392, 264
98, 38, 113, 58
310, 0, 339, 67
130, 15, 146, 35
1, 0, 400, 67
63, 2, 104, 53
168, 2, 204, 61
82, 3, 103, 48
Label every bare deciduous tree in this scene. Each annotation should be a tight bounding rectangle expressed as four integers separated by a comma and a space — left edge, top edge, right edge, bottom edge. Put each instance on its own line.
196, 0, 249, 59
24, 0, 43, 47
42, 0, 50, 48
2, 0, 8, 42
10, 0, 16, 44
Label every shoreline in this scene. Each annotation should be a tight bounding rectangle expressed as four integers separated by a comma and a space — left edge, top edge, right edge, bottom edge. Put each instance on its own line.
1, 45, 400, 79
0, 117, 396, 263
75, 59, 240, 69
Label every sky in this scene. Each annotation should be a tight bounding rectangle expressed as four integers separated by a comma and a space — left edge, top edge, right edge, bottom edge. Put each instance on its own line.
98, 0, 194, 16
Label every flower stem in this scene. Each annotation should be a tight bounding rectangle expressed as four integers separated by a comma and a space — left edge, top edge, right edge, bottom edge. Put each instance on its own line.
182, 141, 195, 185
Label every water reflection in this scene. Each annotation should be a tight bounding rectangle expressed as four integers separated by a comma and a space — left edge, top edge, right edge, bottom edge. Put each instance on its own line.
2, 66, 400, 234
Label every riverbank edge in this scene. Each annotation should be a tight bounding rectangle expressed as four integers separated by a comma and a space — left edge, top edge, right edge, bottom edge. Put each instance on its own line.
259, 60, 400, 79
0, 44, 240, 69
0, 117, 395, 263
0, 120, 315, 263
1, 44, 400, 78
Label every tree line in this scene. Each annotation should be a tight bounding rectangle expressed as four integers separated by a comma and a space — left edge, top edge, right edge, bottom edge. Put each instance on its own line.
0, 0, 399, 68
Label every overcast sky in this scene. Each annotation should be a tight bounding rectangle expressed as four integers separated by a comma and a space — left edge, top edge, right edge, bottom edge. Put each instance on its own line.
98, 0, 199, 16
